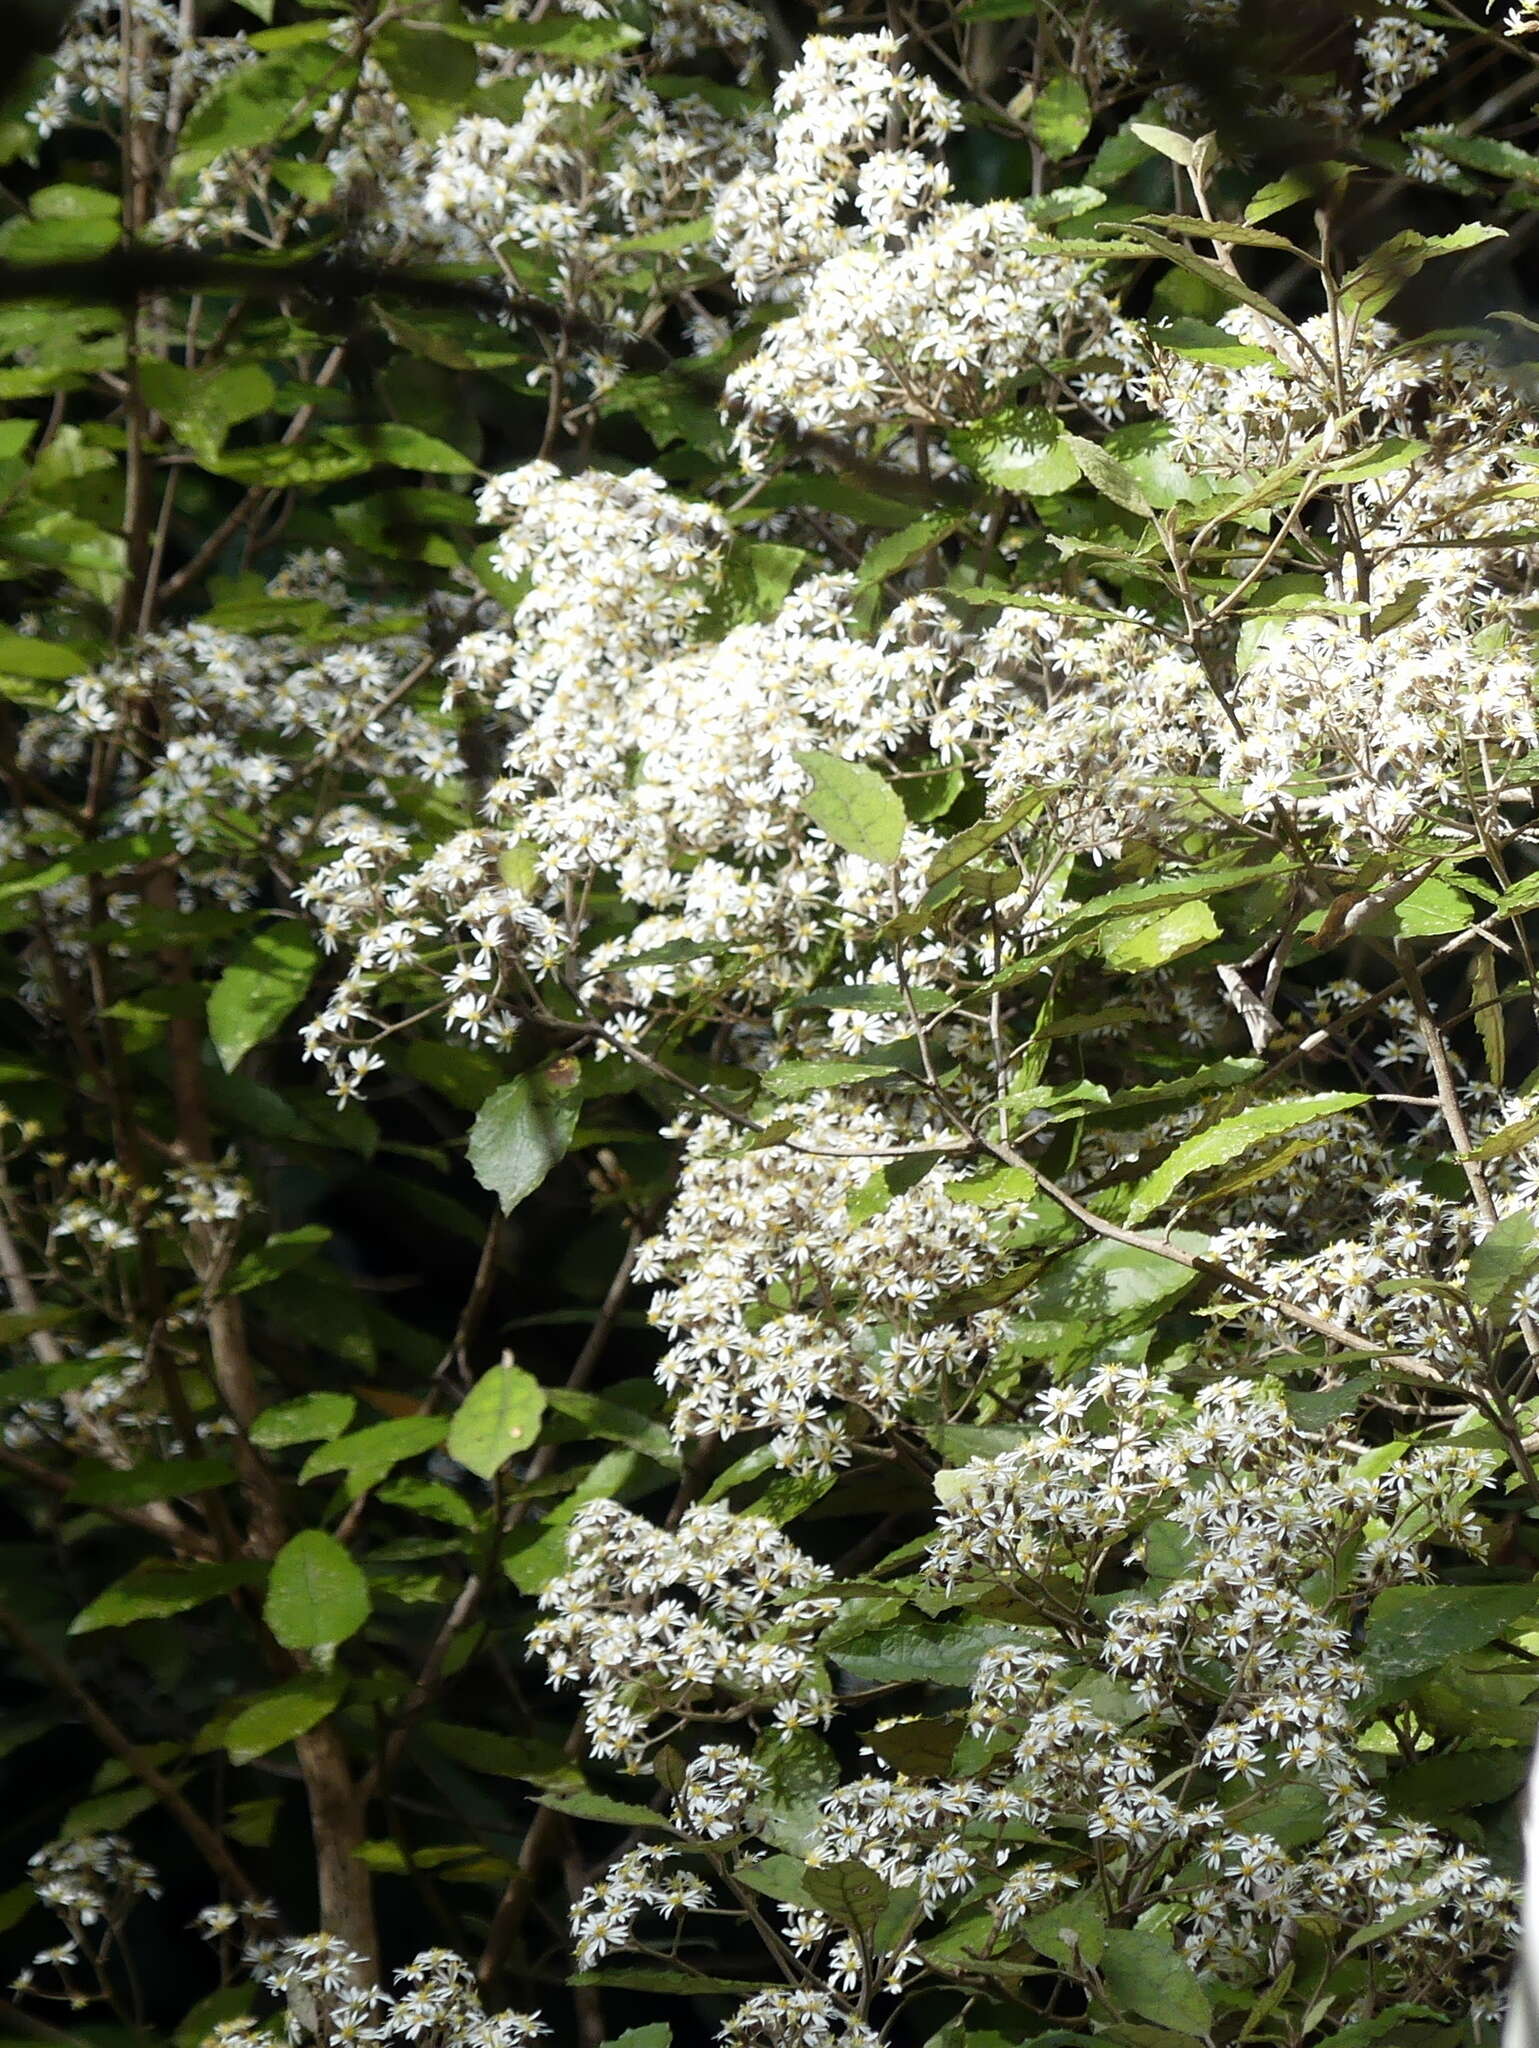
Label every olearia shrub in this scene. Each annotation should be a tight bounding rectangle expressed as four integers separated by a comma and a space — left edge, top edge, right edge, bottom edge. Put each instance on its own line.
7, 1, 1539, 2044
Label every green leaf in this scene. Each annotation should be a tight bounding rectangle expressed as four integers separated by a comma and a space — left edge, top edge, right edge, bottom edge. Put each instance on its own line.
1021, 1890, 1105, 1969
600, 372, 726, 457
1126, 1093, 1367, 1224
70, 1560, 265, 1634
793, 750, 906, 866
223, 1675, 345, 1765
536, 1786, 669, 1828
1465, 1209, 1539, 1316
1061, 433, 1153, 516
1098, 898, 1219, 970
250, 1391, 357, 1451
467, 1065, 582, 1214
544, 1387, 675, 1465
1419, 132, 1539, 183
1383, 1744, 1531, 1821
0, 1304, 77, 1345
424, 1722, 575, 1784
1356, 875, 1469, 939
1317, 435, 1429, 489
761, 1057, 907, 1099
207, 922, 318, 1073
1028, 73, 1092, 160
756, 1728, 841, 1853
601, 2030, 672, 2048
1360, 1583, 1537, 1702
447, 1360, 546, 1480
374, 23, 479, 135
699, 541, 806, 634
0, 628, 87, 680
856, 512, 964, 588
1030, 1234, 1204, 1334
804, 1860, 891, 1937
205, 442, 374, 487
952, 405, 1082, 497
263, 1529, 371, 1651
406, 1039, 505, 1110
71, 1457, 236, 1507
484, 14, 645, 56
1128, 120, 1201, 169
226, 1224, 333, 1296
1149, 317, 1286, 368
1343, 223, 1505, 319
1497, 867, 1539, 917
298, 1416, 448, 1491
830, 1620, 1040, 1687
1100, 1927, 1211, 2036
322, 424, 479, 475
177, 46, 351, 170
139, 360, 275, 463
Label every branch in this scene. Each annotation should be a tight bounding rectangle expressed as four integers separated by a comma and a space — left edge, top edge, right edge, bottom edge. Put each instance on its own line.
0, 1595, 260, 1901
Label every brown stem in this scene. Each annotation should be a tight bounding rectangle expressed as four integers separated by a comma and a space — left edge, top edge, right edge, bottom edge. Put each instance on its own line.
291, 1721, 379, 1981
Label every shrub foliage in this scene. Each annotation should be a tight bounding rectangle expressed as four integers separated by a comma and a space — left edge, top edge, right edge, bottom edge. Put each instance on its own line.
3, 2, 1539, 2045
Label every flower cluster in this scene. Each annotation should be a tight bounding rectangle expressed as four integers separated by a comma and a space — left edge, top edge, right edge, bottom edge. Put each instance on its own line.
717, 34, 1138, 457
528, 1498, 836, 1765
638, 1099, 1022, 1471
13, 1836, 162, 2010
212, 1937, 547, 2048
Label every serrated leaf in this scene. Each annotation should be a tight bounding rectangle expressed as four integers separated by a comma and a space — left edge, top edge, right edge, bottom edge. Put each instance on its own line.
1148, 317, 1286, 369
830, 1620, 1038, 1687
447, 1361, 545, 1480
1030, 1233, 1204, 1332
424, 1722, 574, 1784
1022, 1890, 1105, 1969
855, 513, 964, 588
1472, 945, 1505, 1090
1498, 868, 1539, 917
207, 922, 318, 1073
467, 1065, 582, 1214
70, 1560, 265, 1634
1360, 1582, 1537, 1702
536, 1786, 668, 1827
761, 1057, 906, 1099
793, 750, 906, 866
803, 1860, 891, 1936
298, 1415, 448, 1490
1342, 223, 1505, 319
1062, 434, 1153, 515
485, 14, 645, 56
952, 405, 1082, 496
1127, 1093, 1367, 1224
374, 22, 478, 133
323, 424, 478, 475
140, 360, 275, 463
1098, 898, 1219, 970
250, 1392, 356, 1450
1466, 1209, 1539, 1315
223, 1675, 345, 1765
178, 46, 350, 170
1100, 1927, 1211, 2035
699, 540, 805, 634
263, 1529, 370, 1650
